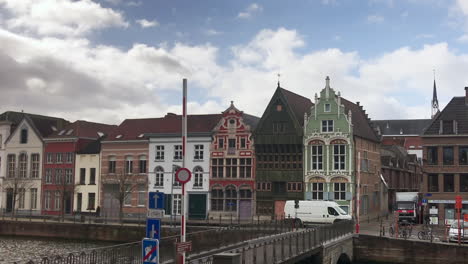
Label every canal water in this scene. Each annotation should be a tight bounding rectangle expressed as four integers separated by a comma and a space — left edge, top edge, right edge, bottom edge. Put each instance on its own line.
0, 235, 118, 263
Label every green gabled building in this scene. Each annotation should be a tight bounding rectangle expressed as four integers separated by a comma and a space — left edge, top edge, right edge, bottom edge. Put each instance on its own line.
303, 77, 385, 218
254, 84, 313, 218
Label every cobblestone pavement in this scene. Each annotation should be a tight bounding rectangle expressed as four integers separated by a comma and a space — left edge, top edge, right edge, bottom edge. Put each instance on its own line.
0, 236, 116, 263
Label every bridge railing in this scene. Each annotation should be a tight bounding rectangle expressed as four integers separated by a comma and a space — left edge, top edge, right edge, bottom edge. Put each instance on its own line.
187, 220, 355, 264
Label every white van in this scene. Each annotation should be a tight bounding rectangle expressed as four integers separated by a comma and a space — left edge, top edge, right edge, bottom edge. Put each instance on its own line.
284, 200, 352, 224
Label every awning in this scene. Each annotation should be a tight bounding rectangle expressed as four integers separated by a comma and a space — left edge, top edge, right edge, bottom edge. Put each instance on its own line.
380, 173, 388, 189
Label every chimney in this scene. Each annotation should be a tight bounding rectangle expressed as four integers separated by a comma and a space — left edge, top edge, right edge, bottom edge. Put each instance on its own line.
465, 87, 468, 105
356, 101, 360, 106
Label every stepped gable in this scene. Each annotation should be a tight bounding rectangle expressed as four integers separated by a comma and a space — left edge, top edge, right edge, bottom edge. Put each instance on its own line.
423, 96, 468, 135
340, 98, 380, 142
279, 87, 313, 126
371, 119, 431, 135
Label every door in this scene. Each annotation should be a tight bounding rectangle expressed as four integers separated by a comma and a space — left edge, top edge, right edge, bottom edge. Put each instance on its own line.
239, 200, 251, 219
64, 193, 72, 214
6, 189, 13, 213
188, 194, 206, 220
103, 184, 120, 218
77, 193, 82, 212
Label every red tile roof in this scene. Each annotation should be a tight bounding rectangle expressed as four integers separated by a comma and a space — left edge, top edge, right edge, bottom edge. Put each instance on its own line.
48, 120, 117, 139
107, 113, 222, 141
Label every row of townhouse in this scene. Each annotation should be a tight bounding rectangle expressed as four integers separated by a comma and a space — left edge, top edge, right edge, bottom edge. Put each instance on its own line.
3, 76, 424, 221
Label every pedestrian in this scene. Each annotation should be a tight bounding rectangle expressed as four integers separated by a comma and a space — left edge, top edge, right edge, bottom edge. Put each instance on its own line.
424, 214, 430, 225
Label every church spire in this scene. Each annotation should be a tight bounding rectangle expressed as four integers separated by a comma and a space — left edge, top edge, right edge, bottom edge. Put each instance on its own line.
431, 70, 439, 119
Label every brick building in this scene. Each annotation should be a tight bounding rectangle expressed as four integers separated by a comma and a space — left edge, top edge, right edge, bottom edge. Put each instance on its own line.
421, 87, 468, 225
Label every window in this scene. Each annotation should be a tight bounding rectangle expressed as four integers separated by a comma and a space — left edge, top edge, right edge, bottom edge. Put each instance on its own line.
193, 167, 203, 187
174, 145, 182, 160
138, 185, 146, 206
173, 166, 181, 187
55, 169, 62, 184
173, 194, 182, 215
442, 120, 454, 134
312, 183, 324, 200
212, 158, 224, 178
139, 155, 147, 173
54, 191, 61, 210
273, 182, 286, 194
89, 168, 96, 184
460, 146, 468, 165
333, 145, 346, 170
7, 154, 15, 178
44, 191, 51, 210
427, 147, 438, 165
87, 193, 96, 210
324, 103, 331, 112
240, 138, 246, 149
228, 139, 236, 150
287, 182, 303, 192
443, 147, 454, 165
124, 185, 132, 206
194, 145, 204, 160
273, 122, 286, 133
239, 158, 252, 178
31, 154, 39, 178
218, 138, 224, 149
20, 129, 28, 144
80, 168, 86, 184
428, 174, 438, 192
155, 167, 164, 187
240, 189, 252, 199
18, 188, 25, 209
460, 174, 468, 192
322, 120, 334, 132
45, 169, 52, 184
444, 174, 454, 192
76, 193, 82, 212
56, 153, 63, 164
30, 188, 37, 209
66, 153, 73, 163
256, 182, 271, 191
361, 151, 369, 172
108, 156, 116, 173
125, 156, 133, 174
18, 153, 27, 178
46, 153, 54, 164
211, 188, 223, 211
65, 169, 73, 184
334, 183, 346, 200
226, 158, 237, 178
225, 186, 237, 211
311, 145, 323, 170
155, 145, 165, 161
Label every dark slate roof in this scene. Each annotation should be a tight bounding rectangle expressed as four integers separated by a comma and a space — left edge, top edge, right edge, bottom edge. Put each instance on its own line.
107, 113, 222, 141
49, 120, 117, 139
77, 140, 102, 154
0, 111, 69, 137
371, 119, 431, 135
340, 98, 380, 142
279, 87, 313, 126
424, 96, 468, 135
242, 113, 260, 130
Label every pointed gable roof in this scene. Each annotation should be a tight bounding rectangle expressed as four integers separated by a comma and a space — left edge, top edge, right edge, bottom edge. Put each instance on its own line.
340, 98, 380, 142
0, 111, 69, 137
423, 96, 468, 135
278, 87, 313, 126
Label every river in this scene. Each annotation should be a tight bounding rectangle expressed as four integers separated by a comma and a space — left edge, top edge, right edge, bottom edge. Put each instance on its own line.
0, 236, 118, 263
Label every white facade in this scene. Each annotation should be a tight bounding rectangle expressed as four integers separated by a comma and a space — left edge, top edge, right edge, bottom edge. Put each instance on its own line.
0, 121, 13, 212
148, 136, 211, 218
74, 152, 101, 213
1, 119, 43, 214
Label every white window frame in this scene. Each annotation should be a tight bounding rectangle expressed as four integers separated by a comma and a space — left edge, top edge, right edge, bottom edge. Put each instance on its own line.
66, 153, 74, 163
138, 184, 146, 206
139, 155, 147, 174
155, 145, 165, 161
321, 120, 334, 132
45, 169, 52, 184
312, 182, 324, 200
174, 145, 182, 161
31, 154, 40, 178
55, 169, 62, 184
333, 144, 346, 171
54, 191, 61, 210
155, 167, 164, 187
65, 169, 73, 184
46, 153, 54, 164
194, 145, 204, 160
334, 182, 347, 200
56, 153, 63, 164
194, 167, 203, 188
30, 188, 37, 209
125, 156, 133, 174
172, 194, 182, 215
44, 191, 51, 210
18, 153, 27, 178
324, 103, 331, 112
18, 188, 25, 209
7, 154, 15, 178
311, 145, 323, 170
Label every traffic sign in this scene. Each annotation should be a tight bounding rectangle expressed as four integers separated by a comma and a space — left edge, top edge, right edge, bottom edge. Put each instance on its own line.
147, 209, 165, 219
146, 218, 161, 240
422, 199, 428, 205
425, 193, 433, 197
149, 192, 165, 210
142, 238, 159, 264
175, 168, 192, 184
176, 241, 192, 253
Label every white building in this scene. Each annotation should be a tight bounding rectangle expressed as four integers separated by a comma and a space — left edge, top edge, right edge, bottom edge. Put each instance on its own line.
146, 113, 221, 220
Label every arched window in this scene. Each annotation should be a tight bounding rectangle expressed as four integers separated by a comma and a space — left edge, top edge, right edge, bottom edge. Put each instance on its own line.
211, 186, 223, 211
154, 166, 164, 187
331, 140, 347, 171
308, 140, 324, 171
225, 186, 237, 211
19, 153, 27, 178
309, 177, 325, 200
239, 187, 252, 200
193, 166, 203, 188
331, 177, 348, 201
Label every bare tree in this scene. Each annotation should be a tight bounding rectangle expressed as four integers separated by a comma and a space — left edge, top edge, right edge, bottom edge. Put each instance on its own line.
105, 169, 137, 223
2, 165, 35, 218
55, 172, 79, 222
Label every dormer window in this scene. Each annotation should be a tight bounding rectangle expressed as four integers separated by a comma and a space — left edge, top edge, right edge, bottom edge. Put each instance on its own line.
276, 104, 283, 111
20, 128, 28, 144
324, 104, 331, 112
322, 120, 334, 132
441, 120, 456, 134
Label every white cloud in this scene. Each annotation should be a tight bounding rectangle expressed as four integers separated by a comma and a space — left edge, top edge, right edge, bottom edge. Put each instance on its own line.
127, 1, 142, 7
0, 0, 128, 36
401, 11, 409, 18
136, 19, 159, 28
204, 29, 222, 36
238, 3, 263, 19
457, 34, 468, 43
415, 34, 435, 39
367, 14, 384, 23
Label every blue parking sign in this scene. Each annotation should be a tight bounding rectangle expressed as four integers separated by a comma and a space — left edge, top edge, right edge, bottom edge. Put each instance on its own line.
142, 238, 159, 264
148, 192, 165, 209
146, 218, 161, 240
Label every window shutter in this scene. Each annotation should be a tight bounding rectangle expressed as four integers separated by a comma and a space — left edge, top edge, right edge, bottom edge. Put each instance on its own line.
345, 192, 352, 201
305, 192, 312, 200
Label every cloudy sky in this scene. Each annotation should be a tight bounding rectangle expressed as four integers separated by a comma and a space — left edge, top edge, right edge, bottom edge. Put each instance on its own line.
1, 0, 468, 125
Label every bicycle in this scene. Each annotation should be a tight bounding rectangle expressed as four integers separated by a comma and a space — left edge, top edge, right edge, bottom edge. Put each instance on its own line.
418, 224, 433, 241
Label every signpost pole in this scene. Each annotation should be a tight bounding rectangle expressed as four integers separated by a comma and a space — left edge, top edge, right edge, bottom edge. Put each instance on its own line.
180, 78, 188, 264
